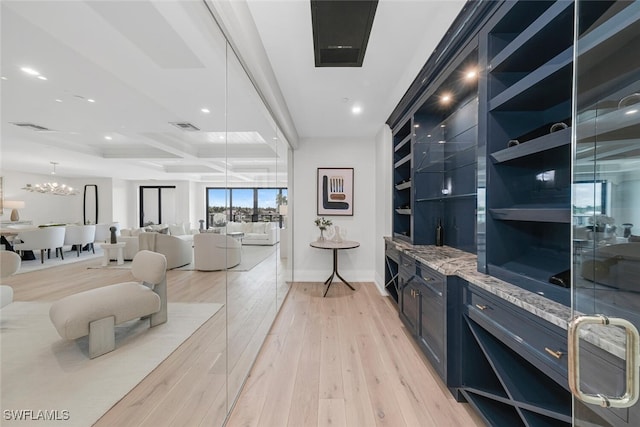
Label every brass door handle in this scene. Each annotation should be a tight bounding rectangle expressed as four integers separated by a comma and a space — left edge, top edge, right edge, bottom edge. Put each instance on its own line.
475, 304, 488, 311
568, 315, 640, 408
544, 347, 564, 359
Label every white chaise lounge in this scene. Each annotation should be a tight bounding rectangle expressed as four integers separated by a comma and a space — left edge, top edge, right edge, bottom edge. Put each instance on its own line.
49, 250, 168, 358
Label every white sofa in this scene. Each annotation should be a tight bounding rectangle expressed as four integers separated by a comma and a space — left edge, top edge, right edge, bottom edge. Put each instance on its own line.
224, 221, 279, 246
193, 233, 241, 270
118, 224, 196, 261
139, 232, 193, 269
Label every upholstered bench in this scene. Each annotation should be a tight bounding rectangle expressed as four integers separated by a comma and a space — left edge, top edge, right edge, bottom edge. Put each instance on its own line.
49, 250, 168, 358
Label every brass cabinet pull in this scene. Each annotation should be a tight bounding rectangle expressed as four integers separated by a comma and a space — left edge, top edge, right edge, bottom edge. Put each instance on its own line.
475, 304, 488, 311
544, 347, 564, 359
422, 276, 434, 281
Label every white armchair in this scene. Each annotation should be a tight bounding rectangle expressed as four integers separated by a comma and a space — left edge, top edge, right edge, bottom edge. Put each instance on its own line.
64, 224, 96, 256
193, 233, 241, 270
13, 227, 66, 264
0, 251, 21, 308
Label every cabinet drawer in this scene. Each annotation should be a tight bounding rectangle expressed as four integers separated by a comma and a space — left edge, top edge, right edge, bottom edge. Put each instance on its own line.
385, 242, 401, 263
416, 262, 444, 295
465, 285, 568, 386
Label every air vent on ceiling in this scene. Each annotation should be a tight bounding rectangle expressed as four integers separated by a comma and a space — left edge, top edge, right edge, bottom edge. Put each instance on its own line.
170, 122, 200, 131
11, 122, 51, 131
311, 0, 378, 67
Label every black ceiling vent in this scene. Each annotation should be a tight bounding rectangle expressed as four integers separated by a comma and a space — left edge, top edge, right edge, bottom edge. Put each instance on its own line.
12, 122, 51, 131
311, 0, 378, 67
170, 122, 200, 132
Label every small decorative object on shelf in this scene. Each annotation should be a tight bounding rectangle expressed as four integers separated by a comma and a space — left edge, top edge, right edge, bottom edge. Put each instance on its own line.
436, 219, 444, 246
109, 226, 117, 244
549, 122, 568, 133
314, 217, 332, 242
508, 139, 520, 147
622, 223, 634, 238
618, 92, 640, 109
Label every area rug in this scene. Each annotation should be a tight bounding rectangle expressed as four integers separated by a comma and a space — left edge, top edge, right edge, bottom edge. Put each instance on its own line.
14, 249, 104, 275
0, 301, 223, 427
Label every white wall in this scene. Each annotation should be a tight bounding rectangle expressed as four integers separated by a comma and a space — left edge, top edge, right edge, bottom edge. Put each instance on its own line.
292, 137, 376, 282
1, 170, 113, 226
374, 125, 393, 293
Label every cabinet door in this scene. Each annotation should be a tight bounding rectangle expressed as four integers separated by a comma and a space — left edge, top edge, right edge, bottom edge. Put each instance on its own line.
572, 1, 640, 425
419, 279, 445, 374
401, 280, 420, 335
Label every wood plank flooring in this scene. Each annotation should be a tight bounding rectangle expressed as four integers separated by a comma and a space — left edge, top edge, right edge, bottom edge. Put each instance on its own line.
226, 281, 486, 427
4, 252, 484, 426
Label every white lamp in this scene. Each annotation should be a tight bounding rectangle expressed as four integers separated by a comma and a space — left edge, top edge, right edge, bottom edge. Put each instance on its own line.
4, 200, 25, 222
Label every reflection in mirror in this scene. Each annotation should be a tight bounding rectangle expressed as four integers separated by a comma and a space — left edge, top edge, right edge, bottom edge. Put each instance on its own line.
573, 74, 640, 328
1, 1, 291, 425
225, 43, 280, 410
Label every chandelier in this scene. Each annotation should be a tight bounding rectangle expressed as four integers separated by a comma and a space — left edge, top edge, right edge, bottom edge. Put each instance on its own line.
22, 162, 79, 196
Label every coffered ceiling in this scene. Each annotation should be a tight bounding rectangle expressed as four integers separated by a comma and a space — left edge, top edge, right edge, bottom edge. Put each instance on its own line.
1, 0, 466, 183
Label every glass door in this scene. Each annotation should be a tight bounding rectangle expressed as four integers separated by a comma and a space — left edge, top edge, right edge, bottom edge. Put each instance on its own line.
571, 1, 640, 425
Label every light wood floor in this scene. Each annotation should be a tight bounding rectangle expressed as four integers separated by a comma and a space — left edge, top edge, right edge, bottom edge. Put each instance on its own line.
4, 249, 287, 427
5, 253, 484, 426
226, 281, 486, 427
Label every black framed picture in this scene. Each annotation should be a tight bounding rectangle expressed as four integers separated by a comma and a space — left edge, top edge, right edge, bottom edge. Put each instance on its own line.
317, 168, 353, 216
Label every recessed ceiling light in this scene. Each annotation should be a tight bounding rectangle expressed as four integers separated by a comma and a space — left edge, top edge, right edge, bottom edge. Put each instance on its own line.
55, 99, 63, 103
414, 124, 420, 128
87, 99, 95, 103
104, 136, 112, 140
201, 108, 210, 113
440, 94, 451, 104
21, 67, 40, 76
1, 76, 7, 80
625, 109, 638, 115
427, 134, 432, 138
352, 105, 362, 114
37, 76, 48, 81
440, 124, 446, 128
466, 69, 477, 80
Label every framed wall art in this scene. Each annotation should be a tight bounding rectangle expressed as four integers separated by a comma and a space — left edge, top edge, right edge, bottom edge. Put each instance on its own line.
317, 167, 353, 216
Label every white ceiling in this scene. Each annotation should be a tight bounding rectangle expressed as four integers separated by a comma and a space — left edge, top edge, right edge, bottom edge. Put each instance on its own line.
1, 0, 465, 182
247, 0, 466, 139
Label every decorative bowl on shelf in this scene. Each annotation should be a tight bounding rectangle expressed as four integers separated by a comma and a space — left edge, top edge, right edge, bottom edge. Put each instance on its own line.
549, 122, 568, 133
618, 93, 640, 109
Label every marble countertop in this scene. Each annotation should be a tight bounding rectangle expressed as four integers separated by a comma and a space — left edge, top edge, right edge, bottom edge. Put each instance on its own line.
385, 237, 627, 360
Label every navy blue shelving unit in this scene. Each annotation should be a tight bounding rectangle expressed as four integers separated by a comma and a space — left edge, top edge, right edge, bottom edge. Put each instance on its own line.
482, 0, 575, 306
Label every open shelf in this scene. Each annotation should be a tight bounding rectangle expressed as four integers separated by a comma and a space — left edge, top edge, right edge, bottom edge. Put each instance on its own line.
490, 126, 571, 163
489, 208, 570, 223
417, 193, 477, 203
395, 181, 412, 191
462, 391, 526, 427
394, 134, 411, 153
490, 0, 573, 73
467, 320, 571, 418
394, 153, 411, 168
490, 47, 572, 111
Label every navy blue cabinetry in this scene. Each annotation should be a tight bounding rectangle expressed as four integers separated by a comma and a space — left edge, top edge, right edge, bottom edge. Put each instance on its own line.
482, 0, 575, 306
393, 120, 413, 241
384, 240, 401, 305
399, 258, 463, 397
459, 281, 571, 426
